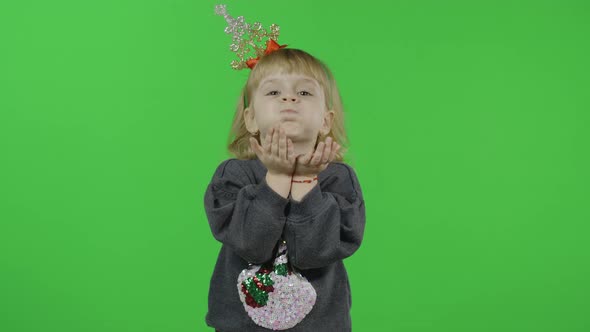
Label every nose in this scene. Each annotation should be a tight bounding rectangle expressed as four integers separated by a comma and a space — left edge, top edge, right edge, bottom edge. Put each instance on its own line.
281, 93, 298, 103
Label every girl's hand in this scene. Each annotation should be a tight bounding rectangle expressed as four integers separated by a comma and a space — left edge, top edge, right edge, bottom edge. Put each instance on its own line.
249, 123, 297, 176
294, 137, 341, 178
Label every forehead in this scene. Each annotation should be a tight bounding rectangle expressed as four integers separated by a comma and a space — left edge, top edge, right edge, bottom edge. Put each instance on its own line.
259, 74, 320, 87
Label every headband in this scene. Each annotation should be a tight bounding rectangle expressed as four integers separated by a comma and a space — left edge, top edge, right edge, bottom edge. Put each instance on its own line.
214, 4, 287, 71
215, 4, 333, 110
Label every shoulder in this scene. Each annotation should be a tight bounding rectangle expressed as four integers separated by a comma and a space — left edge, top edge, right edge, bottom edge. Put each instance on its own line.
327, 161, 358, 176
212, 158, 240, 176
320, 162, 363, 199
210, 158, 261, 185
210, 158, 244, 177
324, 161, 360, 182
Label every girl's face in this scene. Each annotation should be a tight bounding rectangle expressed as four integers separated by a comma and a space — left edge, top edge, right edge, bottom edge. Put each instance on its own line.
244, 73, 332, 143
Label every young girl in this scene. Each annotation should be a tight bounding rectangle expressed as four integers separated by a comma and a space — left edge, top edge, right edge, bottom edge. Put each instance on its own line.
204, 39, 366, 332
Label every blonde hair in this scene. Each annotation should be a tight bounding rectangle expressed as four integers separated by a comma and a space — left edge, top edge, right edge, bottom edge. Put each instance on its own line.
227, 48, 350, 162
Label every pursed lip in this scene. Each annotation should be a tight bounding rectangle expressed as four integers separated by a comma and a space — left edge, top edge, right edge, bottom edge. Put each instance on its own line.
280, 109, 298, 114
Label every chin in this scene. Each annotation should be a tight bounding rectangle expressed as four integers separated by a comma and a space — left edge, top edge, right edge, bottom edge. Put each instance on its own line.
281, 122, 300, 132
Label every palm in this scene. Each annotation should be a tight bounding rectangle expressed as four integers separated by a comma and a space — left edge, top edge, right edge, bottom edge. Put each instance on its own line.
293, 137, 340, 177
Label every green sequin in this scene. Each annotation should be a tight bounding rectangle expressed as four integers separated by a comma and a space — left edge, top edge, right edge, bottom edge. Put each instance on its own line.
257, 272, 274, 286
274, 263, 288, 276
243, 277, 269, 305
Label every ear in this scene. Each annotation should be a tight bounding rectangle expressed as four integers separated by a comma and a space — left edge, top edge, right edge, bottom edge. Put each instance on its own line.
320, 109, 335, 136
243, 107, 259, 133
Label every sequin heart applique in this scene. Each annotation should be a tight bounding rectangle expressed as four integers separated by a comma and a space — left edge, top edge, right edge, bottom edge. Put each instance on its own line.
237, 241, 316, 330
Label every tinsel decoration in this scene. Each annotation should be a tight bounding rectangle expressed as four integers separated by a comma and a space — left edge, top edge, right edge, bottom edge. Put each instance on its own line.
215, 4, 287, 70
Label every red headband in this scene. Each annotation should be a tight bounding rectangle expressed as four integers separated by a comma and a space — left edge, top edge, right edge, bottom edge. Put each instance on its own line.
246, 39, 288, 70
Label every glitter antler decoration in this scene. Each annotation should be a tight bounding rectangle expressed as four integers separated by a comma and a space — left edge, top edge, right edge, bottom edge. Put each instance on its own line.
215, 4, 287, 70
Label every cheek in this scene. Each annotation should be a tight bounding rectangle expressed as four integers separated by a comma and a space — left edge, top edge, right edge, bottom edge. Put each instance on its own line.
307, 115, 324, 127
309, 98, 326, 109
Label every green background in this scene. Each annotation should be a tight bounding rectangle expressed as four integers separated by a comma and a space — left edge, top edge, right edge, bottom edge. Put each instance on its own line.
1, 0, 588, 331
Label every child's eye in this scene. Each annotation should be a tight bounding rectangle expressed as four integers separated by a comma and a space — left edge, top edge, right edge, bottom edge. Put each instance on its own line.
266, 90, 313, 96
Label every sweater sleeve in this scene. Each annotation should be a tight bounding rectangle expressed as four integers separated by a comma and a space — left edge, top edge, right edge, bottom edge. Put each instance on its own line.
203, 159, 289, 264
283, 163, 366, 270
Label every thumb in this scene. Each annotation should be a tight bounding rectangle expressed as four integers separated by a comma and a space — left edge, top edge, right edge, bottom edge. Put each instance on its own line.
297, 153, 309, 163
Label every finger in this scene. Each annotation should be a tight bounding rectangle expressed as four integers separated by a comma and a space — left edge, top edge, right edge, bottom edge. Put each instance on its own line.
251, 137, 265, 160
279, 127, 287, 160
319, 140, 330, 164
329, 142, 340, 162
321, 138, 332, 164
297, 151, 310, 165
310, 142, 324, 165
271, 124, 279, 157
249, 136, 257, 149
263, 127, 273, 154
304, 151, 314, 164
249, 137, 258, 155
287, 138, 294, 161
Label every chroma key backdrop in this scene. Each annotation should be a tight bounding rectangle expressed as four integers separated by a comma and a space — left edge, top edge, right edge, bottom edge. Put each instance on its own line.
0, 0, 588, 331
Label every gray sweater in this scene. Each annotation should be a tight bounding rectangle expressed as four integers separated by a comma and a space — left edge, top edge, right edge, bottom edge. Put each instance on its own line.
203, 157, 366, 331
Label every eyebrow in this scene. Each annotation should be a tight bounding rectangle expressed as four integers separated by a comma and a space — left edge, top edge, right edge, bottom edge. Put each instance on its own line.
260, 78, 318, 88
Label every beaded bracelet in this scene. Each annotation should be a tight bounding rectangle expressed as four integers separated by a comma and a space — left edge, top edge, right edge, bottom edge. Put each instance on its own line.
291, 176, 318, 183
